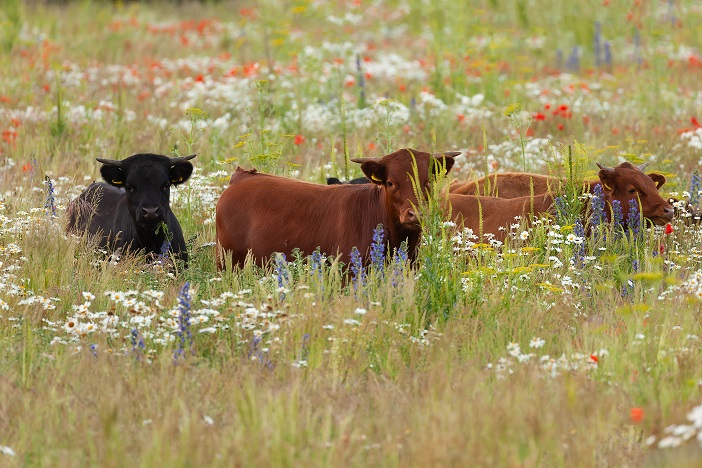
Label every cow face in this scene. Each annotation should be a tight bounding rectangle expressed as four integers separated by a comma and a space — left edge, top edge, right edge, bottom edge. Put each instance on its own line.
597, 162, 674, 225
97, 153, 196, 231
352, 148, 457, 230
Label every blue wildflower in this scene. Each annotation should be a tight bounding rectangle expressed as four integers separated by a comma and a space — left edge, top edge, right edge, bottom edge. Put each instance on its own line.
44, 176, 56, 218
349, 246, 365, 295
131, 328, 145, 361
628, 198, 641, 239
604, 41, 612, 67
174, 281, 192, 361
391, 241, 409, 288
589, 184, 605, 228
310, 250, 323, 280
370, 224, 385, 273
572, 219, 585, 268
594, 21, 602, 67
690, 171, 700, 207
554, 196, 568, 224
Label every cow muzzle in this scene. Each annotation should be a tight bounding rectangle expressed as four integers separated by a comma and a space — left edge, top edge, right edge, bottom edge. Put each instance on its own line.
400, 209, 421, 228
647, 206, 674, 225
139, 207, 162, 227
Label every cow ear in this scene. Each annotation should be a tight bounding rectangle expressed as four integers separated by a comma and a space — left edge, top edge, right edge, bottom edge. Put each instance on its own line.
170, 159, 194, 185
647, 172, 666, 189
99, 164, 126, 187
596, 163, 616, 191
432, 153, 456, 176
351, 158, 386, 185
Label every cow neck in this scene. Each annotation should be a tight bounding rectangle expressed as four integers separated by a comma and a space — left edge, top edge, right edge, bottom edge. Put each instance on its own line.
133, 221, 170, 255
377, 185, 422, 262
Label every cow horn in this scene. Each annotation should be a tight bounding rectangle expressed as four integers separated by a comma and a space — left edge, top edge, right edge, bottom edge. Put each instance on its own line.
96, 157, 123, 167
171, 154, 197, 163
638, 162, 649, 171
596, 162, 614, 173
433, 151, 462, 158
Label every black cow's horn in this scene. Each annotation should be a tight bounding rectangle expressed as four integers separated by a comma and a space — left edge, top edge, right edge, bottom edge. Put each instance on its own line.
171, 154, 197, 164
433, 151, 462, 158
96, 157, 123, 167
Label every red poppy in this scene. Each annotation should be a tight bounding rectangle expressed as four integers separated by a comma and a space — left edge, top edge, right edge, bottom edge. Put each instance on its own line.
457, 114, 465, 122
630, 407, 644, 424
692, 116, 701, 128
664, 223, 674, 235
294, 135, 305, 145
532, 112, 546, 121
589, 354, 598, 364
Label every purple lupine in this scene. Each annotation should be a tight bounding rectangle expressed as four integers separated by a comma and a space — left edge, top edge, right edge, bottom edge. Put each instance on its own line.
554, 195, 568, 224
309, 250, 323, 280
572, 219, 586, 268
131, 328, 145, 361
349, 246, 365, 294
628, 198, 641, 239
690, 171, 700, 207
566, 46, 580, 72
391, 241, 409, 287
604, 41, 612, 67
174, 281, 192, 361
589, 184, 605, 228
594, 21, 602, 67
44, 176, 56, 218
370, 224, 385, 273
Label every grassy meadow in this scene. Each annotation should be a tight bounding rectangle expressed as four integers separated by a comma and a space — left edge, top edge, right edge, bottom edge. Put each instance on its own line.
2, 0, 702, 465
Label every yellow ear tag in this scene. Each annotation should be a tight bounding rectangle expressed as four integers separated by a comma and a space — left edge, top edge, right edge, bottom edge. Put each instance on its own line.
112, 180, 123, 185
371, 174, 381, 182
603, 182, 612, 191
172, 176, 183, 183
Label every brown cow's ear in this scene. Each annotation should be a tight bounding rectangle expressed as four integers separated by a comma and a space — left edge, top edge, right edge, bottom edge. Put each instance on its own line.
647, 173, 666, 189
597, 163, 616, 191
432, 154, 456, 175
99, 164, 126, 187
352, 158, 386, 185
170, 160, 195, 185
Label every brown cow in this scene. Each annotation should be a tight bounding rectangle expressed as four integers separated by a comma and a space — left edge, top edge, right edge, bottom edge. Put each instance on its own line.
447, 162, 674, 241
216, 148, 457, 268
449, 172, 561, 198
449, 163, 669, 201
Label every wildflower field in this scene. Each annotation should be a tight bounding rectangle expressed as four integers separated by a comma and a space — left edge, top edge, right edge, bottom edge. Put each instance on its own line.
2, 0, 702, 465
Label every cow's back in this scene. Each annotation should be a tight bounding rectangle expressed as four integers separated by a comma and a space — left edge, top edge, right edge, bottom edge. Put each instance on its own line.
448, 193, 554, 241
450, 173, 563, 198
67, 182, 134, 251
216, 170, 385, 268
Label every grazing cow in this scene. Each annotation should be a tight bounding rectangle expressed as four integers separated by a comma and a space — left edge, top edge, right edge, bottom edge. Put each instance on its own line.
66, 153, 196, 263
216, 148, 458, 268
447, 161, 674, 241
326, 176, 369, 185
449, 172, 560, 198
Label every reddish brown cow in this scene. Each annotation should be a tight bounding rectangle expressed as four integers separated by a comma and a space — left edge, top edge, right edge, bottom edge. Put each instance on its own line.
447, 162, 674, 241
216, 148, 457, 268
450, 172, 561, 198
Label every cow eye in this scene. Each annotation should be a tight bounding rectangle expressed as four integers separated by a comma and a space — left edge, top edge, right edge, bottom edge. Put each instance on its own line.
162, 184, 171, 193
125, 185, 135, 193
386, 181, 394, 188
629, 188, 637, 194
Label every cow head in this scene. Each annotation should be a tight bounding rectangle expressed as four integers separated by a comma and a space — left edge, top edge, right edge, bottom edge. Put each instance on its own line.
351, 148, 457, 230
596, 161, 674, 225
97, 153, 196, 231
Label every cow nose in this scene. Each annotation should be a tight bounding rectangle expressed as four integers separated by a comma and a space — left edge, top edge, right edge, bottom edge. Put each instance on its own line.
663, 206, 674, 220
401, 209, 418, 225
142, 207, 160, 222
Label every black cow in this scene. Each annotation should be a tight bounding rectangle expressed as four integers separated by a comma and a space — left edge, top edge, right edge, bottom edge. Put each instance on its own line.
326, 176, 369, 185
66, 153, 196, 263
